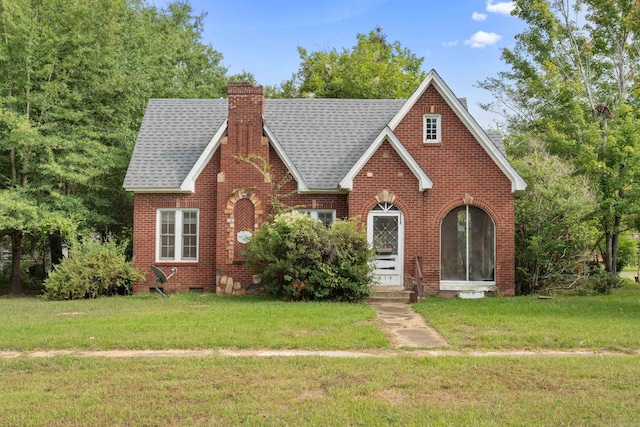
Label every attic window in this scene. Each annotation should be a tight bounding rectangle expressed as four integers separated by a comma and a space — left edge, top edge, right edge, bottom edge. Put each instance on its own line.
423, 114, 441, 143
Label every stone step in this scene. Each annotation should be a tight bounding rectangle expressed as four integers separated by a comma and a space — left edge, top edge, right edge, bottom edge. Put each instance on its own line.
367, 286, 412, 303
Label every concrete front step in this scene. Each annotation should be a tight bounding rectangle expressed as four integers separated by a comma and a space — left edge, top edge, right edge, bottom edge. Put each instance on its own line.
368, 286, 412, 303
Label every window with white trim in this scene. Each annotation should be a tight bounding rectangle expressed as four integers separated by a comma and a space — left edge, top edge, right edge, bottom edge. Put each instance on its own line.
157, 209, 199, 262
441, 205, 495, 282
298, 209, 336, 227
423, 114, 441, 143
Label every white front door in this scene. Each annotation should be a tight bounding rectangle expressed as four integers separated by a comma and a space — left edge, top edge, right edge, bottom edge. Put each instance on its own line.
368, 203, 404, 286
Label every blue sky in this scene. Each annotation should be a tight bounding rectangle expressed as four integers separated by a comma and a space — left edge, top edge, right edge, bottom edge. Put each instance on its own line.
151, 0, 524, 128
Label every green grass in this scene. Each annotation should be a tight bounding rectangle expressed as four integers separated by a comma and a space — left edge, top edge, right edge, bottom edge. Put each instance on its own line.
0, 293, 387, 350
3, 285, 640, 425
413, 282, 640, 351
1, 356, 639, 426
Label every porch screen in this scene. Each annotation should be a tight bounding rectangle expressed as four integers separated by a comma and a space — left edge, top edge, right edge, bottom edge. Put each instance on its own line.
441, 205, 495, 281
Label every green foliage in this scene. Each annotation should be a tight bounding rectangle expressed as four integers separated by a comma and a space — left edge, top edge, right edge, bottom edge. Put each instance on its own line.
480, 0, 640, 275
268, 27, 425, 99
511, 138, 598, 294
43, 237, 144, 300
244, 212, 375, 302
1, 0, 250, 293
615, 233, 638, 272
577, 269, 628, 295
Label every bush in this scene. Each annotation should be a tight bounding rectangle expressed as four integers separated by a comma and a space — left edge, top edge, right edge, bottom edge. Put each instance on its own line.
43, 237, 144, 300
511, 143, 598, 295
244, 212, 375, 302
576, 270, 627, 295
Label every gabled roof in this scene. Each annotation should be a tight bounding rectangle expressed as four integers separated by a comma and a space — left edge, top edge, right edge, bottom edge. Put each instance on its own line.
389, 70, 526, 192
263, 99, 404, 191
123, 71, 525, 193
124, 98, 405, 192
123, 99, 227, 192
340, 127, 432, 191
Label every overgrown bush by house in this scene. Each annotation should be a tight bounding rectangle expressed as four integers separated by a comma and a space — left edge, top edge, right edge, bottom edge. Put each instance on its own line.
244, 212, 375, 302
43, 237, 144, 300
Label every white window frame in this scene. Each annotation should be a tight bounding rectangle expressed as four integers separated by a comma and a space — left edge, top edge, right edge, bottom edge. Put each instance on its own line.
297, 209, 336, 227
423, 114, 442, 143
156, 208, 199, 262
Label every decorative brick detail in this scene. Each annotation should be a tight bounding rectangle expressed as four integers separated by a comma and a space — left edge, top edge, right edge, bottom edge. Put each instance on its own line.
131, 81, 517, 297
375, 189, 396, 204
225, 191, 264, 263
233, 198, 255, 262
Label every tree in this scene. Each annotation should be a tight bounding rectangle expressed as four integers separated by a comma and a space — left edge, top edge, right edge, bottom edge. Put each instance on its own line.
510, 137, 598, 294
479, 0, 640, 275
0, 0, 243, 293
268, 27, 426, 99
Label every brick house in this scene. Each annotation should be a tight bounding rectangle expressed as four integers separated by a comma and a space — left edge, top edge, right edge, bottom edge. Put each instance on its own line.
123, 70, 526, 296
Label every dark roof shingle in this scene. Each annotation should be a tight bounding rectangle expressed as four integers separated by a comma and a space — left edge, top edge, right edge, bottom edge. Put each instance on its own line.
123, 98, 505, 190
123, 99, 227, 189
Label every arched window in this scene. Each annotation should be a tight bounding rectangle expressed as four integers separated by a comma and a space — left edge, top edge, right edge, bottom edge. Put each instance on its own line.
441, 206, 495, 282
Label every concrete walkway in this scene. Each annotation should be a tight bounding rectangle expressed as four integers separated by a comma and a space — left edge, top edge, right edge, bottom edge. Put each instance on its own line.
368, 302, 449, 348
1, 349, 637, 359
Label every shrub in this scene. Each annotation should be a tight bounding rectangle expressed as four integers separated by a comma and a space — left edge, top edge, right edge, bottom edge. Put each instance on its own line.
511, 144, 598, 295
244, 212, 375, 302
43, 237, 144, 300
575, 269, 627, 295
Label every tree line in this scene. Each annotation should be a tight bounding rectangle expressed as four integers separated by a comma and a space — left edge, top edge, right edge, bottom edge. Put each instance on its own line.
1, 0, 638, 295
480, 0, 640, 293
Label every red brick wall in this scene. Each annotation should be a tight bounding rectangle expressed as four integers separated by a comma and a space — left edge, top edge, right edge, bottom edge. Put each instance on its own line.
215, 83, 271, 290
131, 83, 516, 296
386, 85, 515, 295
132, 152, 219, 293
348, 140, 424, 287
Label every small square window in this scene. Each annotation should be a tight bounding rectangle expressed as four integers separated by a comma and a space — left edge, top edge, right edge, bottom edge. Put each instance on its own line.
423, 114, 441, 143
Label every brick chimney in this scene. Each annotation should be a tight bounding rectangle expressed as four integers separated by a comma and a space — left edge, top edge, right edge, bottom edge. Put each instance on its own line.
226, 82, 265, 158
215, 82, 269, 290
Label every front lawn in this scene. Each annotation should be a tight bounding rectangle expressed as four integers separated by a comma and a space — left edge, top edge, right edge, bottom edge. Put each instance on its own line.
414, 281, 640, 351
2, 285, 640, 425
0, 294, 387, 351
1, 356, 639, 426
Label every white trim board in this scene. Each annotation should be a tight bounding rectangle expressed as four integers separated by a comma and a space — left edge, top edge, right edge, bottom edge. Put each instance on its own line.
388, 69, 526, 193
340, 127, 432, 192
179, 119, 228, 193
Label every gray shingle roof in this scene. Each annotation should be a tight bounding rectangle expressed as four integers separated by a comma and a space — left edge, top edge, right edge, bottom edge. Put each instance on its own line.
123, 99, 227, 189
264, 99, 404, 189
485, 130, 507, 157
124, 98, 506, 191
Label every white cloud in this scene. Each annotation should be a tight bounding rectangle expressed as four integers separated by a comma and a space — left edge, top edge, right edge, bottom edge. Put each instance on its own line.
442, 40, 459, 47
486, 0, 515, 15
464, 31, 502, 48
472, 11, 488, 21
